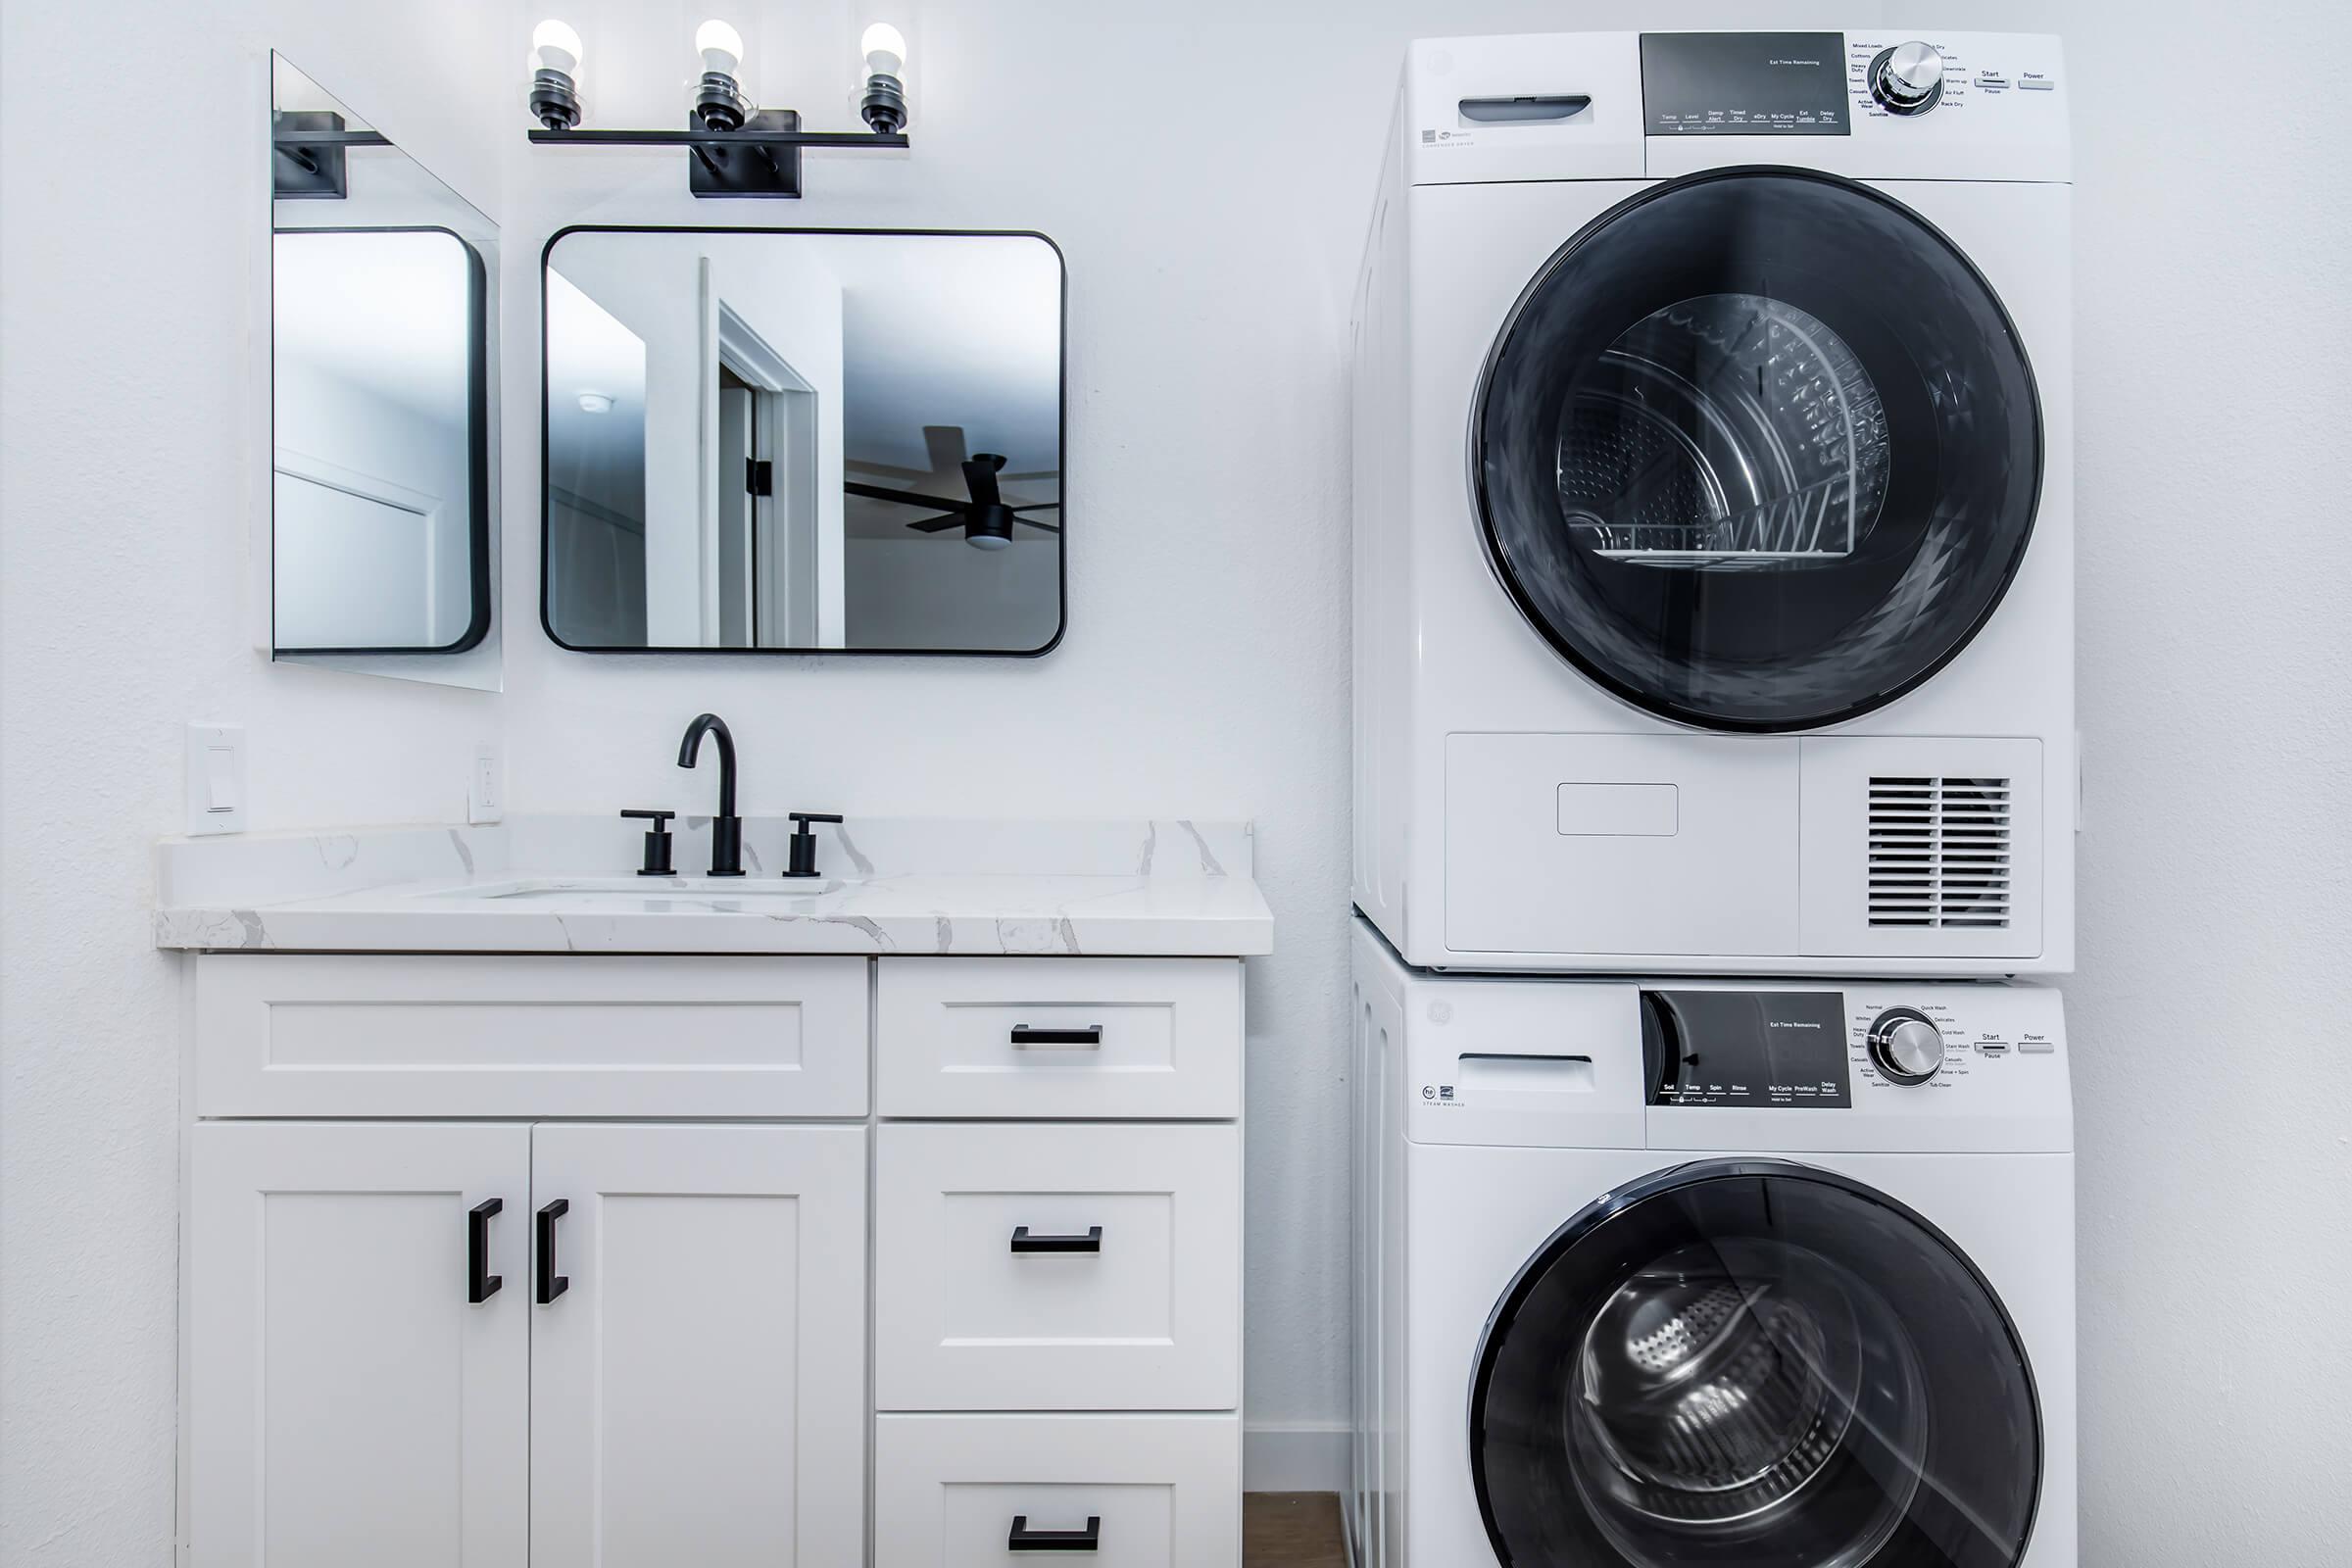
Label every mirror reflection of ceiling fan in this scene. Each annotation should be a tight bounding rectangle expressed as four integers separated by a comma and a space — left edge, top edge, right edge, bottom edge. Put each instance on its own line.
844, 425, 1060, 551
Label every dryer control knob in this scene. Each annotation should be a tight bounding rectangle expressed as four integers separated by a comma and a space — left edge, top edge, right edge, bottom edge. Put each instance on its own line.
1868, 1009, 1946, 1084
1870, 42, 1945, 115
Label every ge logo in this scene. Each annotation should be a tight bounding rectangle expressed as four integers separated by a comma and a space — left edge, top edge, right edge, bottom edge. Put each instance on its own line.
1423, 1085, 1437, 1100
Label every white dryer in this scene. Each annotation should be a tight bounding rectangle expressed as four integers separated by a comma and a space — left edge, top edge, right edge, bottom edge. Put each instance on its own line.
1349, 920, 2076, 1568
1352, 31, 2076, 974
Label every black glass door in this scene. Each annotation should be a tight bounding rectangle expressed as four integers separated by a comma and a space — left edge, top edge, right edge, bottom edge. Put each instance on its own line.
1473, 169, 2040, 732
1471, 1160, 2040, 1568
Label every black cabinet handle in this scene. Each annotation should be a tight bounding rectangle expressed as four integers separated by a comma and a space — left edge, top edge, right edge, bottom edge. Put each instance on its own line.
1007, 1515, 1101, 1552
467, 1198, 503, 1303
536, 1199, 570, 1304
1010, 1224, 1102, 1254
1009, 1024, 1102, 1048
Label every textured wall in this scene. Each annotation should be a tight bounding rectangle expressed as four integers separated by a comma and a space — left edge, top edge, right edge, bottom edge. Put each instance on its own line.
1963, 1, 2352, 1560
5, 0, 2350, 1559
0, 2, 508, 1561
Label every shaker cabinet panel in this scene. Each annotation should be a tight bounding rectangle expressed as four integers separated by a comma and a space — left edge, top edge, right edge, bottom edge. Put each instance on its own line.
188, 1121, 532, 1568
876, 1122, 1243, 1411
877, 956, 1244, 1119
874, 1412, 1243, 1566
527, 1123, 867, 1568
193, 954, 870, 1119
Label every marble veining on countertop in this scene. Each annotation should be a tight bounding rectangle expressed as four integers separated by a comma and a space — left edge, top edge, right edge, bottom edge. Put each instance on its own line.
153, 816, 1272, 957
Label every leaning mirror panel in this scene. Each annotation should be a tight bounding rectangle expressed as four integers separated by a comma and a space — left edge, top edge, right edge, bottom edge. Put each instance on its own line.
542, 228, 1065, 655
270, 53, 498, 689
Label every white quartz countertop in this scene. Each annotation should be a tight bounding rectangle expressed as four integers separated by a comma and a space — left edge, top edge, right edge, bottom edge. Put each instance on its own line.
153, 817, 1272, 957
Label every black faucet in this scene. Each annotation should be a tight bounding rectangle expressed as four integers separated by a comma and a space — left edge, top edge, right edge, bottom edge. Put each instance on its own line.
676, 713, 745, 877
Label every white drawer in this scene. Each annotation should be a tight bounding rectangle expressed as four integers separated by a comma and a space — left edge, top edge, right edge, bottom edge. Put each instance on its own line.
876, 1122, 1241, 1411
876, 957, 1242, 1118
874, 1413, 1240, 1567
193, 955, 868, 1118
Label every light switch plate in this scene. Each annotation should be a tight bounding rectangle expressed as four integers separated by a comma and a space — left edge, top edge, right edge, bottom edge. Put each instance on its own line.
469, 743, 503, 824
184, 724, 247, 836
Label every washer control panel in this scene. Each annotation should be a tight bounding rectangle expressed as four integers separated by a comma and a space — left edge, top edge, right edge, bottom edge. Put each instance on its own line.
1845, 990, 2059, 1093
1643, 986, 2062, 1107
1866, 1007, 1947, 1083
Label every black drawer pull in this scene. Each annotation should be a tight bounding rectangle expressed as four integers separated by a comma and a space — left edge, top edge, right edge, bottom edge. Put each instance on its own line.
1009, 1024, 1102, 1048
1007, 1514, 1101, 1552
536, 1199, 570, 1304
1010, 1225, 1102, 1254
466, 1198, 503, 1303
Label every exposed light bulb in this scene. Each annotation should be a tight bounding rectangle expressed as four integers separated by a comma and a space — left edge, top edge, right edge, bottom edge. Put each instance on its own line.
530, 19, 583, 74
858, 20, 908, 134
695, 19, 745, 75
528, 19, 585, 129
859, 22, 906, 77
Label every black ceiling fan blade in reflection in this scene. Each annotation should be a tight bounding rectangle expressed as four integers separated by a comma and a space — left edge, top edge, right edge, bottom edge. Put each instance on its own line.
904, 513, 968, 533
845, 480, 971, 510
1013, 517, 1061, 533
1010, 502, 1061, 513
961, 454, 1008, 509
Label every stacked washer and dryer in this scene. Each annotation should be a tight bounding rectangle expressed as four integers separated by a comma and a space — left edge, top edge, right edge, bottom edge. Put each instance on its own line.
1348, 30, 2076, 1568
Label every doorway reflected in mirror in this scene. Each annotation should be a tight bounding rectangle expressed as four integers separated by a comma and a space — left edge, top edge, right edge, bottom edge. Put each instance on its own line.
542, 228, 1064, 655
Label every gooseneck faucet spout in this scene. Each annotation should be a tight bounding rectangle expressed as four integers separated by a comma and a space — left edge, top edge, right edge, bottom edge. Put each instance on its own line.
677, 712, 746, 876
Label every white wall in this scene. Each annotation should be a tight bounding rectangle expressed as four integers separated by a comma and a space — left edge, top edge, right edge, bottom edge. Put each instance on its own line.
4, 0, 2348, 1559
0, 1, 510, 1561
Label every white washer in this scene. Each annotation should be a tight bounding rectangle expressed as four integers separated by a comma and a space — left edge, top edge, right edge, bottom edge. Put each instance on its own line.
1349, 919, 2076, 1567
1352, 31, 2076, 974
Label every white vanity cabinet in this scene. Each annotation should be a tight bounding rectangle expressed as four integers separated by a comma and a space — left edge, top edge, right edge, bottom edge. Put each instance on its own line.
182, 950, 1248, 1567
872, 956, 1246, 1564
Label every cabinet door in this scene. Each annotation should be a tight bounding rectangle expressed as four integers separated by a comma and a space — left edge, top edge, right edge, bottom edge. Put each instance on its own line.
528, 1124, 867, 1567
189, 1121, 531, 1568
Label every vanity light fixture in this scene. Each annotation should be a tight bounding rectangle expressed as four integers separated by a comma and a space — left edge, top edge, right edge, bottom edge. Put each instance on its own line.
527, 19, 585, 130
692, 20, 750, 131
522, 17, 910, 198
858, 22, 908, 133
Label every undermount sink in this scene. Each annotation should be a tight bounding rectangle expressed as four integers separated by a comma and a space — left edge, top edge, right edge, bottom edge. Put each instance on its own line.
444, 877, 855, 903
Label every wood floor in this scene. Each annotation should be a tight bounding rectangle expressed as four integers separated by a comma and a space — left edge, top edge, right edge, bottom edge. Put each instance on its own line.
1244, 1493, 1348, 1566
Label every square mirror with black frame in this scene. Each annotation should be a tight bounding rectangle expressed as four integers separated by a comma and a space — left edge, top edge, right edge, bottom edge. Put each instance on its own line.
540, 226, 1065, 656
270, 54, 497, 687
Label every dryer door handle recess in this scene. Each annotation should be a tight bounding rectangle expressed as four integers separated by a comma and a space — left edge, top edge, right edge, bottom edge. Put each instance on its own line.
1458, 94, 1592, 122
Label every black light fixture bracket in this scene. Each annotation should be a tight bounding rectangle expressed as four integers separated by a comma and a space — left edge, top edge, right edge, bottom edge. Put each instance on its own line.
527, 110, 906, 199
272, 111, 392, 200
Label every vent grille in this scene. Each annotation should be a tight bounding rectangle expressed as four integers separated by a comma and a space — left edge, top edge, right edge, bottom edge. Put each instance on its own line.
1868, 777, 2012, 928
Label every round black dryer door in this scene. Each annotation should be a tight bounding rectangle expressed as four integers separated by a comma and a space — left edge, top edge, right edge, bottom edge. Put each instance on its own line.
1473, 169, 2041, 732
1470, 1160, 2040, 1568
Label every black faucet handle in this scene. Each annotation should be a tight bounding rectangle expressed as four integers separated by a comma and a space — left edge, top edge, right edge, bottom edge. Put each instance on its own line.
620, 808, 677, 876
781, 811, 843, 878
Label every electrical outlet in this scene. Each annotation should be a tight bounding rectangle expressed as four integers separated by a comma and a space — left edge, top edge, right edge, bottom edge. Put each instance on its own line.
185, 724, 248, 836
469, 743, 503, 824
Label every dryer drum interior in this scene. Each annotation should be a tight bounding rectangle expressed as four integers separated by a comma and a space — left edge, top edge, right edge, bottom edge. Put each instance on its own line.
1470, 1161, 2041, 1568
1474, 169, 2042, 733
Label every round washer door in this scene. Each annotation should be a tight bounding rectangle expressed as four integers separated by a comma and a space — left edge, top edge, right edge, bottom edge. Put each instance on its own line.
1473, 169, 2041, 732
1471, 1159, 2040, 1568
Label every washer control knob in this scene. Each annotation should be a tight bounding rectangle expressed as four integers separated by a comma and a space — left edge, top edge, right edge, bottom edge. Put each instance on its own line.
1870, 41, 1945, 115
1868, 1008, 1946, 1084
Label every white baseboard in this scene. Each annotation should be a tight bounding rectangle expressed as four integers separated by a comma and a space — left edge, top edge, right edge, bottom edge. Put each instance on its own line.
1244, 1421, 1348, 1494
